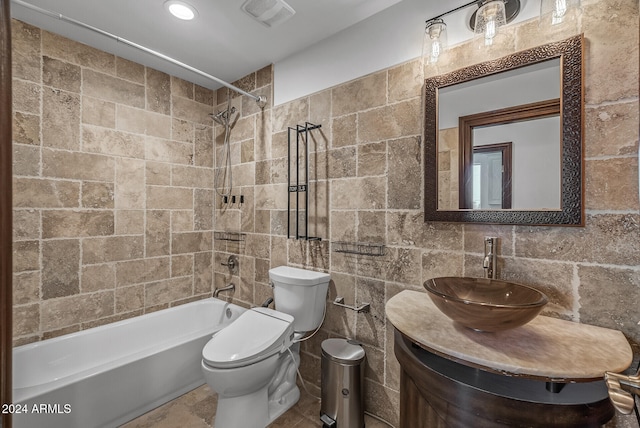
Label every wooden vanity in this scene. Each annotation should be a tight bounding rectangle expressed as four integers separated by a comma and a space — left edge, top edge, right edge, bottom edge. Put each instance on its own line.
386, 290, 633, 428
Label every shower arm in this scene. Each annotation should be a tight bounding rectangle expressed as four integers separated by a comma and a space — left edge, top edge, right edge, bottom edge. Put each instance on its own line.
11, 0, 268, 108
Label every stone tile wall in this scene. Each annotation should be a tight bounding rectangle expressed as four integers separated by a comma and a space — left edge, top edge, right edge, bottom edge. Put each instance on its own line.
12, 19, 219, 344
214, 1, 638, 426
12, 0, 639, 425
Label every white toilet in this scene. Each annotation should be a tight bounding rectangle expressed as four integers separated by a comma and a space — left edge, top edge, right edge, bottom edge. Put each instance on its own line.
201, 266, 330, 428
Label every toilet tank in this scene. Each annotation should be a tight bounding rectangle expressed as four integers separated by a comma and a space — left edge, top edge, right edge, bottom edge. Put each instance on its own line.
269, 266, 330, 333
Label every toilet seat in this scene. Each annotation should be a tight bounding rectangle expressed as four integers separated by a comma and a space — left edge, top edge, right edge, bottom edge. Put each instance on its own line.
202, 307, 294, 369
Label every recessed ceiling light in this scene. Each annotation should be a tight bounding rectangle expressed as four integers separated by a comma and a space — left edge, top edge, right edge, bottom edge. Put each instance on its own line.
164, 0, 198, 20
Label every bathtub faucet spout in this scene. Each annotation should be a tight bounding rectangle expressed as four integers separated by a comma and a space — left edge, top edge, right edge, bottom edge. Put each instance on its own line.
213, 283, 235, 298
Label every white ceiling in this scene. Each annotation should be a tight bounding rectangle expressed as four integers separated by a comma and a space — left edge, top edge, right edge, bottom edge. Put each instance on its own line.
11, 0, 408, 90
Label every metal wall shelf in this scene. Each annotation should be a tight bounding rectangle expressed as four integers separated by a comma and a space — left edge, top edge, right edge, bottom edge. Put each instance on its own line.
214, 231, 246, 242
332, 241, 386, 256
288, 122, 322, 241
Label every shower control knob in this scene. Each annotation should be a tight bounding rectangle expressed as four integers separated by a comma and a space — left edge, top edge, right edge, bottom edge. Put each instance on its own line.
221, 255, 238, 274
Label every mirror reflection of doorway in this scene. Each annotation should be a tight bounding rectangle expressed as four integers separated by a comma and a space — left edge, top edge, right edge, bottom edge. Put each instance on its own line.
467, 142, 512, 209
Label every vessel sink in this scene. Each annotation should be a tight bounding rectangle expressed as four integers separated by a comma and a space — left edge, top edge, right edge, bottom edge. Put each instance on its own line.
423, 277, 548, 332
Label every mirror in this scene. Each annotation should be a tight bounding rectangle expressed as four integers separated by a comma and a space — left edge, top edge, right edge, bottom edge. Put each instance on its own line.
424, 35, 584, 226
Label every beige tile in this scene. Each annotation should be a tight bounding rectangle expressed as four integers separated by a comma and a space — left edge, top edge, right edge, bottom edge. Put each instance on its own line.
82, 182, 114, 209
116, 258, 170, 287
83, 125, 146, 159
146, 137, 193, 164
172, 210, 193, 232
171, 76, 194, 99
586, 157, 639, 211
583, 0, 639, 104
13, 210, 40, 241
331, 177, 386, 210
13, 240, 39, 273
173, 96, 213, 125
357, 98, 421, 143
172, 254, 194, 277
195, 85, 214, 106
388, 211, 463, 250
146, 68, 171, 115
116, 210, 145, 235
146, 161, 171, 186
358, 141, 387, 177
42, 239, 80, 299
328, 147, 356, 179
13, 112, 40, 146
388, 59, 422, 103
13, 271, 40, 305
83, 69, 145, 108
116, 158, 146, 209
172, 165, 214, 188
82, 96, 116, 128
43, 56, 81, 92
146, 210, 171, 257
332, 71, 387, 116
42, 30, 115, 73
194, 126, 214, 168
11, 19, 41, 82
42, 210, 113, 238
579, 264, 640, 344
13, 303, 40, 337
81, 264, 116, 293
585, 102, 639, 157
82, 235, 144, 264
147, 186, 193, 209
40, 291, 114, 331
13, 178, 80, 208
43, 148, 115, 181
42, 88, 80, 150
515, 214, 640, 266
145, 277, 193, 306
194, 252, 213, 294
388, 136, 421, 210
272, 97, 309, 133
172, 231, 213, 254
116, 284, 145, 313
116, 57, 145, 84
13, 144, 40, 176
12, 79, 41, 114
116, 105, 148, 135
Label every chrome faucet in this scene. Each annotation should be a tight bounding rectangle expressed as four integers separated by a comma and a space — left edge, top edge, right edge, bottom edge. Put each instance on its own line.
483, 237, 498, 279
213, 283, 235, 298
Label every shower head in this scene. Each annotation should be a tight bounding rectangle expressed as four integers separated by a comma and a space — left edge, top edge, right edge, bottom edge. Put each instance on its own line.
210, 106, 236, 126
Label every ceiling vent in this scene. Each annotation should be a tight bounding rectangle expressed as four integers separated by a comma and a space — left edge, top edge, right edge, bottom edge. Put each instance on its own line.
241, 0, 296, 28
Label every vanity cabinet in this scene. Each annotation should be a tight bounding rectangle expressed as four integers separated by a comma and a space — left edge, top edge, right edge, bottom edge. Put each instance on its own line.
386, 291, 633, 428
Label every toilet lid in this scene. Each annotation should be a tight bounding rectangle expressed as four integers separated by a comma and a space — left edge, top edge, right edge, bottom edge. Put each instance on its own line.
202, 308, 294, 369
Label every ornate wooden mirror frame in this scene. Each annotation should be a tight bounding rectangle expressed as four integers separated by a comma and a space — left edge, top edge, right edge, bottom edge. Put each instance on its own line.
424, 35, 584, 226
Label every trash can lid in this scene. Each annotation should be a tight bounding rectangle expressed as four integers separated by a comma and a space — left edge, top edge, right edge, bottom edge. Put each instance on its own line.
321, 338, 365, 364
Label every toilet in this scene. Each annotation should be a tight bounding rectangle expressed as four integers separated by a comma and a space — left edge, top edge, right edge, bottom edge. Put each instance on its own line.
201, 266, 330, 428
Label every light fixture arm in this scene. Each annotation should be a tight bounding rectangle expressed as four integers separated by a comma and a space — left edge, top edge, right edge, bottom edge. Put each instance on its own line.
425, 0, 480, 25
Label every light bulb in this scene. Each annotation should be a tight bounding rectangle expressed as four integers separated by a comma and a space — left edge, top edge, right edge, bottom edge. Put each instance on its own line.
473, 1, 507, 47
424, 20, 447, 64
164, 1, 198, 21
552, 0, 567, 24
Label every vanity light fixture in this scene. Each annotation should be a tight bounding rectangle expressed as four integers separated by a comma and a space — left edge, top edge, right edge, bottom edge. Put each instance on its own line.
473, 1, 507, 46
164, 0, 198, 21
424, 19, 448, 64
540, 0, 580, 25
422, 0, 522, 63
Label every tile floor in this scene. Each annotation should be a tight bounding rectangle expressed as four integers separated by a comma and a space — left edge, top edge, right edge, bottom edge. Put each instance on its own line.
120, 384, 389, 428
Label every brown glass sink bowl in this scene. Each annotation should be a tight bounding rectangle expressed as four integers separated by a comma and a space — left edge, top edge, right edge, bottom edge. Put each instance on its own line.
423, 277, 548, 332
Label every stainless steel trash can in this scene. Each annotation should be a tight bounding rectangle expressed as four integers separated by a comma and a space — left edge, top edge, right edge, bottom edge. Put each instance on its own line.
320, 338, 366, 428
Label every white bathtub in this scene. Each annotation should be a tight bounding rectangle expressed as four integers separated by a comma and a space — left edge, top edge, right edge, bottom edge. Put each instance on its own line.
12, 298, 244, 428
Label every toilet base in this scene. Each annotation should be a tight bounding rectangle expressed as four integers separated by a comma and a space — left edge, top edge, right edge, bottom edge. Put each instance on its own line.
210, 347, 301, 428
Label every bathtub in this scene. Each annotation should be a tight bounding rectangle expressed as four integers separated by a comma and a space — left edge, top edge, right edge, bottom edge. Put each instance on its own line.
12, 298, 245, 428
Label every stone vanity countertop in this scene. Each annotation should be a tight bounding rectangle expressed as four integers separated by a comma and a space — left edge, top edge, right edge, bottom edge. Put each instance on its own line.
386, 290, 633, 382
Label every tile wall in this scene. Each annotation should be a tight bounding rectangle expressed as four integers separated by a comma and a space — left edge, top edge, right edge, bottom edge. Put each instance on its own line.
12, 19, 219, 344
12, 0, 639, 426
